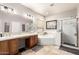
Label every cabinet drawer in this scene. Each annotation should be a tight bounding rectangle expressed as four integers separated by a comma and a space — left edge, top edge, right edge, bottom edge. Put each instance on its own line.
30, 36, 35, 47
8, 39, 19, 55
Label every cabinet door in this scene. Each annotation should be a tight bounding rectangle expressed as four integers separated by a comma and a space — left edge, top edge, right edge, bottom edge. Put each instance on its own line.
30, 36, 35, 47
9, 39, 19, 55
26, 36, 35, 48
34, 35, 38, 45
25, 35, 38, 48
0, 41, 9, 55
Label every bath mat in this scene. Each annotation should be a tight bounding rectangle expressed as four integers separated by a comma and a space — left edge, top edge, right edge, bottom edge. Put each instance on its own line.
32, 45, 44, 52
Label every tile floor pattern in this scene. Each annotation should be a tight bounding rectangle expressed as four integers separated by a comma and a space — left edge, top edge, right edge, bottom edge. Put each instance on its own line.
21, 45, 75, 55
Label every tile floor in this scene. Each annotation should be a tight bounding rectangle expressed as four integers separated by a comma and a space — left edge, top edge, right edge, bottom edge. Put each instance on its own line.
21, 45, 75, 55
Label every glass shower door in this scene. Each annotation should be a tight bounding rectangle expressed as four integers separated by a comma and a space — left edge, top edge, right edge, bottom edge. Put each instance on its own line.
62, 19, 77, 47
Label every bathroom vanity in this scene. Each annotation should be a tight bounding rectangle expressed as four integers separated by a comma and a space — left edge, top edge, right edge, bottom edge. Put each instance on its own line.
0, 33, 38, 55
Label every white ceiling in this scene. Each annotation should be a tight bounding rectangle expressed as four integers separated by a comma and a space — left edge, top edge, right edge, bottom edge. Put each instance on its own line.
22, 3, 79, 17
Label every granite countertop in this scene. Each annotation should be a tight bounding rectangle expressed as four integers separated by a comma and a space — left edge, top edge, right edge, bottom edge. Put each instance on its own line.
0, 32, 38, 41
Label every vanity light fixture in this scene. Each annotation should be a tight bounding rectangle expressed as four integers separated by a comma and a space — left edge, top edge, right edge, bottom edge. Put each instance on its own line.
23, 13, 34, 20
23, 13, 28, 18
50, 3, 54, 7
8, 8, 12, 13
0, 4, 17, 14
13, 9, 17, 14
4, 6, 8, 9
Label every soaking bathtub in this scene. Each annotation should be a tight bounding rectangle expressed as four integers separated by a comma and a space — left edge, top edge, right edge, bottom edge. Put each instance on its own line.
38, 32, 61, 46
38, 34, 56, 45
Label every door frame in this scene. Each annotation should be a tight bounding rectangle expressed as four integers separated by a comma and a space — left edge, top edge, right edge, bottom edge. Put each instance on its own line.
61, 18, 78, 47
76, 18, 78, 47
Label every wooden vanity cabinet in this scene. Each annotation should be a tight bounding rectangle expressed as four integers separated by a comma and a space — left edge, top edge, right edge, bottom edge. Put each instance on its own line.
0, 35, 38, 55
0, 39, 19, 55
25, 35, 38, 48
8, 39, 19, 55
0, 40, 9, 55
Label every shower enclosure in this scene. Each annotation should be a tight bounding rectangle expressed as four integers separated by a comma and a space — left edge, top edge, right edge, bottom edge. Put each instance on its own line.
61, 18, 78, 47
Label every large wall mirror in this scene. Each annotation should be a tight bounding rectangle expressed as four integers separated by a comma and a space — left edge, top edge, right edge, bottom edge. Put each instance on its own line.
46, 20, 57, 29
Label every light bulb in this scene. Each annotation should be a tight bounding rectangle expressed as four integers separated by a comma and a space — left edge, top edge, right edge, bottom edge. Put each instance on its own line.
13, 10, 17, 14
8, 8, 12, 13
1, 6, 5, 11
